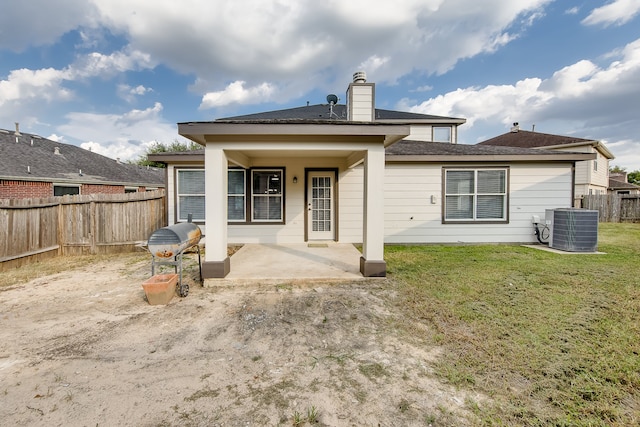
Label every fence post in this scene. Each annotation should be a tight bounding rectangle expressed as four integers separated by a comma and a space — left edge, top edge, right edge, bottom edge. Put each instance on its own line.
57, 200, 64, 255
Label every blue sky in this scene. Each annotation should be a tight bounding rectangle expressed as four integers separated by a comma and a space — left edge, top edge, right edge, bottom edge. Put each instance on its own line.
1, 0, 639, 170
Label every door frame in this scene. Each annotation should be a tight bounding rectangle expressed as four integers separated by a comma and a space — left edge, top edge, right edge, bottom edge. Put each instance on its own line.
304, 168, 339, 242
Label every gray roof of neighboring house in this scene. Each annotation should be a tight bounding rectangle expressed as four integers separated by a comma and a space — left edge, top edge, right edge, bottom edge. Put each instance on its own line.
0, 128, 165, 187
477, 129, 596, 148
217, 103, 466, 123
609, 176, 640, 191
477, 129, 615, 159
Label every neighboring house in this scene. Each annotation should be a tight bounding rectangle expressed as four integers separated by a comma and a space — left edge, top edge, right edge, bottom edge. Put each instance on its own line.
0, 125, 165, 199
478, 126, 615, 201
609, 172, 640, 195
149, 72, 594, 279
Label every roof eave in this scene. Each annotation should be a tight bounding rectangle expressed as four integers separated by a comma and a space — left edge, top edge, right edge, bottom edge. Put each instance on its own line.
178, 122, 411, 146
385, 153, 596, 162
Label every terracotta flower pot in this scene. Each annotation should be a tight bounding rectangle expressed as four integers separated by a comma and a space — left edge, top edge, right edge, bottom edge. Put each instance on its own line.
142, 274, 178, 305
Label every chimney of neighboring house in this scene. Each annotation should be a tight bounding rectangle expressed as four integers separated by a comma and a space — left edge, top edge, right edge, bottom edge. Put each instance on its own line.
510, 122, 520, 132
54, 147, 60, 155
346, 71, 375, 122
15, 122, 21, 136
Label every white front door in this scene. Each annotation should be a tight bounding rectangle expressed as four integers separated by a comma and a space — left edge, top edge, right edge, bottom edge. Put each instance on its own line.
307, 171, 336, 241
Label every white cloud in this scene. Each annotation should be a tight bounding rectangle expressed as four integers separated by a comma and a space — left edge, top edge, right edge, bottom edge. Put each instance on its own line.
117, 84, 153, 102
565, 7, 579, 15
81, 0, 552, 98
0, 48, 156, 128
60, 103, 179, 162
582, 0, 640, 27
401, 38, 640, 170
0, 1, 98, 51
200, 81, 276, 109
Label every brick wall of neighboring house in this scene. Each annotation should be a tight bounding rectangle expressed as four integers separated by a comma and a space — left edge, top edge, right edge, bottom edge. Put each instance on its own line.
81, 184, 125, 194
0, 180, 53, 199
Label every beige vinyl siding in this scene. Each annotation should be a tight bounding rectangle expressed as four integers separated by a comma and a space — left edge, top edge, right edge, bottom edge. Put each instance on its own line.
336, 166, 364, 243
406, 125, 433, 142
227, 157, 344, 244
382, 163, 573, 244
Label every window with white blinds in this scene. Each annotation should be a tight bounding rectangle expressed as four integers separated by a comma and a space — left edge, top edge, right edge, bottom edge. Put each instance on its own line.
251, 170, 283, 221
177, 169, 205, 221
176, 168, 284, 223
228, 169, 246, 221
444, 168, 507, 222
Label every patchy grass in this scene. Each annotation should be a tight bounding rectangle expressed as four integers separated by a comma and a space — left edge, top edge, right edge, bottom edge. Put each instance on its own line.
0, 253, 147, 289
386, 222, 640, 426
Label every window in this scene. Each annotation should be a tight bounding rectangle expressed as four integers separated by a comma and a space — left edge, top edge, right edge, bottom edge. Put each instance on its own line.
176, 167, 284, 223
433, 127, 452, 143
444, 168, 507, 222
54, 185, 80, 196
228, 169, 246, 222
177, 169, 205, 221
251, 169, 283, 222
594, 154, 598, 171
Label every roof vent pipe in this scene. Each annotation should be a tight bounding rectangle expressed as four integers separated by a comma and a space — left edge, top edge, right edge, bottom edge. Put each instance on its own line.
54, 147, 60, 155
353, 71, 367, 83
15, 122, 21, 136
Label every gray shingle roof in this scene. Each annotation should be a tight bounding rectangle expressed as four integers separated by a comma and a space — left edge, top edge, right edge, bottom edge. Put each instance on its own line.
219, 104, 464, 122
386, 140, 588, 157
477, 130, 596, 148
0, 129, 165, 186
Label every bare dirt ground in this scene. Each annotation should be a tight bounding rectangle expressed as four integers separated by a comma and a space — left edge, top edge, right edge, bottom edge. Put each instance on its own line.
0, 253, 484, 426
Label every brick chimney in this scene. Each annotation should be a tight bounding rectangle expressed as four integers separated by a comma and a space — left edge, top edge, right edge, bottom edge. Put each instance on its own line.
346, 71, 375, 122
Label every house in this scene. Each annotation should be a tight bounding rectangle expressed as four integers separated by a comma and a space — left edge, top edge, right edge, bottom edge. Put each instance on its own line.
477, 126, 615, 201
149, 72, 594, 279
0, 125, 165, 199
609, 172, 640, 195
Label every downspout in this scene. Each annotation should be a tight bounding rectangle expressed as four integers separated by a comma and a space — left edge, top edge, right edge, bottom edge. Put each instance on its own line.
571, 162, 577, 207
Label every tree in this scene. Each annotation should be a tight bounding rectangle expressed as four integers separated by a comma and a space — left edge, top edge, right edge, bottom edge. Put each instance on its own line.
609, 165, 627, 174
132, 139, 201, 167
609, 165, 640, 185
628, 170, 640, 185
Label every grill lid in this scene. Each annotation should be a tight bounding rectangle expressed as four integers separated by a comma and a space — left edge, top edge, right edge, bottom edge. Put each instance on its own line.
148, 222, 201, 258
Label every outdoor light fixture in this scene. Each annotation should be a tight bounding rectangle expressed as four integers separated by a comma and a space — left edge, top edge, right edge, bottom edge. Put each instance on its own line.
293, 176, 298, 184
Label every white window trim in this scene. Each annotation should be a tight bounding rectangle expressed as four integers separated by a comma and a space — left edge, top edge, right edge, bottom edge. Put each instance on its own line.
228, 169, 246, 222
53, 183, 81, 196
251, 169, 284, 223
433, 126, 452, 143
176, 168, 205, 222
443, 168, 508, 223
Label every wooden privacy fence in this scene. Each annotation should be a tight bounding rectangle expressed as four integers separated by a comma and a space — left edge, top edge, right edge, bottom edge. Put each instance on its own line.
581, 194, 640, 223
0, 190, 166, 271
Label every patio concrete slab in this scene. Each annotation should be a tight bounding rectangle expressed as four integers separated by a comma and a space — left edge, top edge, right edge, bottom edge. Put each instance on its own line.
204, 243, 366, 286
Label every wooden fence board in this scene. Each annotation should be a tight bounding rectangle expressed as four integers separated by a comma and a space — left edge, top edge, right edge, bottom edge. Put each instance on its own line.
581, 195, 640, 222
0, 190, 166, 270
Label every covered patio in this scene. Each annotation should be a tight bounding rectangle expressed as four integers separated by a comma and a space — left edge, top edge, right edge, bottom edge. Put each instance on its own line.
178, 121, 410, 279
203, 242, 366, 286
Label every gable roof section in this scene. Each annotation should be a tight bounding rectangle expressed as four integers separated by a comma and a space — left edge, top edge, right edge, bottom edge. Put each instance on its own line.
478, 130, 614, 159
218, 103, 466, 124
0, 128, 165, 187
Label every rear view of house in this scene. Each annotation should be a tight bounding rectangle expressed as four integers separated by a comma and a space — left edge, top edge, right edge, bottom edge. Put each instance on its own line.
150, 73, 594, 279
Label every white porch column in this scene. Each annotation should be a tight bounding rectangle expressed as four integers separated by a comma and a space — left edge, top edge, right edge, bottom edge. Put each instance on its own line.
202, 144, 230, 278
360, 145, 386, 277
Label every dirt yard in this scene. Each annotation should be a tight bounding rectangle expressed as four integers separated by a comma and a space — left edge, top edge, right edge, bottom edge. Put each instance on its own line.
0, 253, 484, 426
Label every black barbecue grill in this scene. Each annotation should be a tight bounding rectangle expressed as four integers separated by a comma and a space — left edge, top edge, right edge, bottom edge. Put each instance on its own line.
147, 222, 202, 297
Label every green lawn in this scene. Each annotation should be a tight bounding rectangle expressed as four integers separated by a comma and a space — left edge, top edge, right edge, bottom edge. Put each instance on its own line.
386, 223, 640, 426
